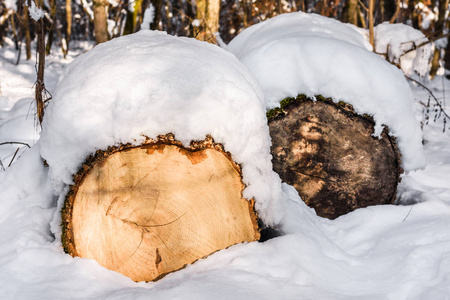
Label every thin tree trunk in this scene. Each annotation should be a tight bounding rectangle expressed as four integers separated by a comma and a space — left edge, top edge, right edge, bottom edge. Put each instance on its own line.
23, 5, 31, 60
10, 13, 19, 50
345, 0, 358, 25
28, 0, 47, 125
430, 0, 448, 77
46, 0, 57, 55
64, 0, 72, 56
150, 0, 163, 30
358, 5, 366, 28
93, 0, 109, 44
195, 0, 220, 44
379, 0, 385, 23
368, 0, 374, 48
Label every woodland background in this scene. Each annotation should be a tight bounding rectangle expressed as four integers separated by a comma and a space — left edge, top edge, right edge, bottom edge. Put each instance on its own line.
1, 0, 450, 125
1, 0, 450, 61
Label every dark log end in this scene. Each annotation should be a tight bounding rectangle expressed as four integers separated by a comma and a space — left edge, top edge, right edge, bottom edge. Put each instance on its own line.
268, 96, 402, 219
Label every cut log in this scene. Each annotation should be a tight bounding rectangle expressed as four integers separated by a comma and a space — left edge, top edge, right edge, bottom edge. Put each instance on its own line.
268, 95, 402, 219
62, 134, 260, 282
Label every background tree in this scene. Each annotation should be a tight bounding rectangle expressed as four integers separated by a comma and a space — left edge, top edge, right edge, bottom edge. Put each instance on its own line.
195, 0, 221, 43
92, 0, 109, 43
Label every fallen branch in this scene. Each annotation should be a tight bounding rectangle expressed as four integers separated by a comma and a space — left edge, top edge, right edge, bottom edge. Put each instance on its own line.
0, 142, 31, 148
400, 31, 450, 57
8, 147, 20, 167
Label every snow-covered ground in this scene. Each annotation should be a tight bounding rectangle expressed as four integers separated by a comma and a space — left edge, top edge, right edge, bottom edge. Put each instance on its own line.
1, 27, 450, 299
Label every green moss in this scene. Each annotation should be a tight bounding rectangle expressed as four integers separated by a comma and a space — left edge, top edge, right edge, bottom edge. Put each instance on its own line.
266, 107, 284, 119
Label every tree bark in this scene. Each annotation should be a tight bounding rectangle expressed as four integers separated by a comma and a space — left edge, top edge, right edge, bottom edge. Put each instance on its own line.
150, 0, 163, 30
92, 0, 109, 44
267, 96, 402, 219
195, 0, 220, 44
62, 134, 260, 282
45, 0, 57, 55
22, 5, 31, 60
431, 0, 448, 76
368, 0, 375, 48
64, 0, 72, 56
344, 0, 358, 26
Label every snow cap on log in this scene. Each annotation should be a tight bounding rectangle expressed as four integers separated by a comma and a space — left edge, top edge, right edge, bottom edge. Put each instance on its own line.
227, 12, 426, 171
40, 30, 283, 225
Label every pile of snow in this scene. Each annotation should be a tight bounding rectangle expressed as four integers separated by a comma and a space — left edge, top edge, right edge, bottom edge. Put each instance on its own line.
374, 22, 432, 77
227, 12, 426, 171
39, 30, 283, 226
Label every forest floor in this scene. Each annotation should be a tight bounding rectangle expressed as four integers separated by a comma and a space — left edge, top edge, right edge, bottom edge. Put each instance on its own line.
1, 39, 450, 299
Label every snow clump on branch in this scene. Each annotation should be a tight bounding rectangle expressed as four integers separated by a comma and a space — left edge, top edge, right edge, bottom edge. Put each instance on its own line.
374, 23, 432, 77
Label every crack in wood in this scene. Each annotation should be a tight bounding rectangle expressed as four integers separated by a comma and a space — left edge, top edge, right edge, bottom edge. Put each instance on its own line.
109, 212, 188, 229
295, 169, 338, 183
119, 229, 145, 268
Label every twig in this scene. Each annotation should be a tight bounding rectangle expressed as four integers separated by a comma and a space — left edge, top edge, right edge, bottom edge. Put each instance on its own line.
0, 158, 5, 171
405, 75, 450, 120
400, 31, 450, 57
8, 147, 20, 167
357, 0, 368, 12
402, 206, 413, 222
389, 0, 401, 23
0, 142, 31, 148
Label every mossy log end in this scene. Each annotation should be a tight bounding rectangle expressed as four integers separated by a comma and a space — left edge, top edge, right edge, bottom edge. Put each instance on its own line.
268, 95, 402, 219
62, 134, 260, 282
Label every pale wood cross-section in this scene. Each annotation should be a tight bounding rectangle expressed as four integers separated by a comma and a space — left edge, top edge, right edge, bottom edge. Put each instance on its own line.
62, 137, 260, 282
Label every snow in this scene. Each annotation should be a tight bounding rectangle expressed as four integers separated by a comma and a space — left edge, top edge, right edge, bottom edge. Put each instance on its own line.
1, 15, 450, 300
374, 22, 433, 77
227, 12, 426, 171
4, 0, 17, 11
39, 30, 284, 226
141, 3, 155, 30
28, 0, 45, 21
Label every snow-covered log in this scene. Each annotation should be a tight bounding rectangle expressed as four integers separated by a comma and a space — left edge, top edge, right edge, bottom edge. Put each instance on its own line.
40, 31, 284, 282
227, 12, 426, 219
62, 134, 260, 282
267, 95, 402, 219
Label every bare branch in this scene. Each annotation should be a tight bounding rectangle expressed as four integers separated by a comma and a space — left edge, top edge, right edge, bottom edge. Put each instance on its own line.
8, 148, 20, 167
400, 32, 450, 57
405, 75, 450, 121
389, 0, 401, 23
357, 0, 368, 12
0, 142, 31, 148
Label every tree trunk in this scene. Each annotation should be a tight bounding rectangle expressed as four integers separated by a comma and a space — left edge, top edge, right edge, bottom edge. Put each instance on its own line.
368, 0, 374, 48
92, 0, 109, 44
64, 0, 72, 56
62, 134, 260, 282
45, 0, 57, 55
22, 5, 31, 60
344, 0, 358, 26
389, 0, 401, 23
195, 0, 220, 44
267, 96, 402, 219
150, 0, 163, 30
431, 0, 448, 77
